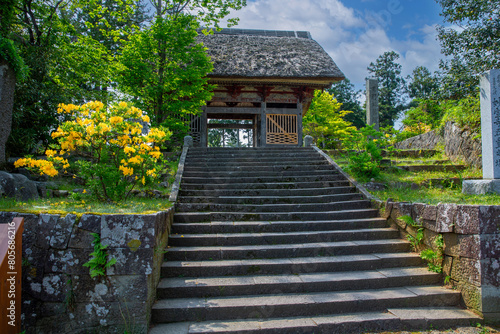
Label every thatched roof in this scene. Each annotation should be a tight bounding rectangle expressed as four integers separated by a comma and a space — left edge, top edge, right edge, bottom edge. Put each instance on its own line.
197, 29, 345, 86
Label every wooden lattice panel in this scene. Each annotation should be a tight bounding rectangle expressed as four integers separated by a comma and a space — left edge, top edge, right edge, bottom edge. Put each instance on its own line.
266, 114, 298, 145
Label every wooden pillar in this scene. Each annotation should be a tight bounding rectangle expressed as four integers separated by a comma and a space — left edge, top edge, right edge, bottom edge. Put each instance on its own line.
260, 102, 267, 147
200, 108, 208, 147
297, 103, 303, 147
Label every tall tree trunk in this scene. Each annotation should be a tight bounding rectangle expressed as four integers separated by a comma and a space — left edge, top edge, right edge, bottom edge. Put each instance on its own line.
0, 59, 16, 164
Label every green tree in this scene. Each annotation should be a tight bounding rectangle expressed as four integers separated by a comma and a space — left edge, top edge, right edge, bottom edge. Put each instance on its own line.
437, 57, 479, 99
118, 15, 214, 131
327, 78, 365, 129
367, 51, 406, 127
437, 0, 500, 76
406, 66, 440, 100
150, 0, 246, 26
0, 0, 27, 162
303, 90, 356, 149
6, 0, 146, 157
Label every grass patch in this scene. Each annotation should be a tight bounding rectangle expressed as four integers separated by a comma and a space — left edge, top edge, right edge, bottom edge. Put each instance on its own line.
331, 153, 499, 205
374, 186, 500, 205
0, 196, 172, 215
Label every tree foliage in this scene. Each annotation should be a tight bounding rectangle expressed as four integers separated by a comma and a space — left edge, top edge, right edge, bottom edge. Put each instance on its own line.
150, 0, 246, 27
437, 0, 500, 75
118, 15, 214, 128
303, 90, 356, 149
327, 78, 365, 129
406, 66, 440, 100
4, 0, 246, 157
367, 51, 406, 127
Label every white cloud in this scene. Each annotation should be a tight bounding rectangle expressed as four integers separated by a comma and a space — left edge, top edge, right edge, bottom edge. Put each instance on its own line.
223, 0, 443, 91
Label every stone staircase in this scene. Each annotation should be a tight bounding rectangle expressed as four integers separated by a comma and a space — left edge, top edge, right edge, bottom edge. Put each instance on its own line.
149, 147, 480, 333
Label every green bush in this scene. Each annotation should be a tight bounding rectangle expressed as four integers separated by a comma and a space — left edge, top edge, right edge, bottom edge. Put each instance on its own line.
440, 93, 480, 134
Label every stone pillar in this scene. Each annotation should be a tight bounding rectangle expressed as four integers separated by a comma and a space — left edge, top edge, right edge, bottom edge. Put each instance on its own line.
304, 135, 313, 147
184, 135, 193, 148
366, 78, 379, 131
463, 69, 500, 194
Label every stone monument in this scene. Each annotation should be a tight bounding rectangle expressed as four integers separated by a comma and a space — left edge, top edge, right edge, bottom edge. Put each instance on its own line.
463, 69, 500, 194
366, 78, 379, 131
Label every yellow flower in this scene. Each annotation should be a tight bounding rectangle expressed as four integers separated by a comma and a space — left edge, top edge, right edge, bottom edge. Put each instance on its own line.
141, 115, 150, 123
119, 101, 128, 108
141, 176, 146, 185
109, 116, 124, 125
149, 151, 161, 159
128, 156, 143, 164
124, 146, 136, 155
119, 165, 134, 176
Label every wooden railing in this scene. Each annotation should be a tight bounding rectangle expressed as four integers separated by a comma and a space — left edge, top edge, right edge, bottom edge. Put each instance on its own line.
1, 217, 24, 333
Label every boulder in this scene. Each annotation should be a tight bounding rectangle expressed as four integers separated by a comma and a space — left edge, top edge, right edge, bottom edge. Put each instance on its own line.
12, 173, 39, 201
0, 171, 16, 197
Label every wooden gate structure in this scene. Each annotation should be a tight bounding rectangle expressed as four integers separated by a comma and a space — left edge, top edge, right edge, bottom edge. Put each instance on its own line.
193, 29, 345, 147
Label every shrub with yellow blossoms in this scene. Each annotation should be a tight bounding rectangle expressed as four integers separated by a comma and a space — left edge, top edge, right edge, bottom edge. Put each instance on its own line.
15, 101, 172, 202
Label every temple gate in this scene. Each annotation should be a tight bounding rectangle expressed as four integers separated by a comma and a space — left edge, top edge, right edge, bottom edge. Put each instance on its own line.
192, 29, 344, 147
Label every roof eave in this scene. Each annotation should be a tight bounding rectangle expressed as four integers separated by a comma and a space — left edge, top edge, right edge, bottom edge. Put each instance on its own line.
207, 75, 345, 88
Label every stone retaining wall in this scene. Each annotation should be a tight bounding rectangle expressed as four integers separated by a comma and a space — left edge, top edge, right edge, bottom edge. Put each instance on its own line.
382, 201, 500, 322
394, 130, 443, 150
443, 122, 482, 169
0, 209, 174, 333
394, 122, 482, 169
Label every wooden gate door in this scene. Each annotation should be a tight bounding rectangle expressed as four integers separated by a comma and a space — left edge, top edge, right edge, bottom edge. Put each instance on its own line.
265, 114, 298, 145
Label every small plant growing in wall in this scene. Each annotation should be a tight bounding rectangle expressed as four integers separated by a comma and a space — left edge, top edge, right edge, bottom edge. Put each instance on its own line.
83, 233, 117, 278
420, 234, 444, 273
399, 215, 421, 227
406, 228, 424, 251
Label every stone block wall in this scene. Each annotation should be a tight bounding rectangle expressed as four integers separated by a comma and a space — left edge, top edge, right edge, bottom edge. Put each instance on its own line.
393, 122, 482, 169
0, 209, 174, 333
394, 129, 444, 150
443, 121, 482, 169
383, 201, 500, 322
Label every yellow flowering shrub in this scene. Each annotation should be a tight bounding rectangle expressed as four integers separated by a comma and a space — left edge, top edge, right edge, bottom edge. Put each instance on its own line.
15, 101, 172, 202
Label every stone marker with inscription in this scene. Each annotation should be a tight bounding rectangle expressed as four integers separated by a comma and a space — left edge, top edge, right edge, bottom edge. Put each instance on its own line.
463, 69, 500, 194
366, 78, 379, 131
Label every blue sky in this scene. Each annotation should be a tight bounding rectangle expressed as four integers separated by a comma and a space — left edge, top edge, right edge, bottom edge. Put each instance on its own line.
222, 0, 447, 94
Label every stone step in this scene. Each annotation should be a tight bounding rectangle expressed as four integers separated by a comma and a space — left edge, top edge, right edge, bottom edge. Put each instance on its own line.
157, 267, 440, 299
186, 160, 330, 167
175, 200, 371, 214
149, 308, 481, 334
165, 239, 410, 261
161, 252, 424, 277
189, 147, 314, 153
170, 218, 388, 234
151, 286, 461, 323
173, 208, 379, 223
168, 228, 400, 246
184, 164, 336, 172
186, 152, 321, 159
391, 165, 468, 172
177, 193, 363, 205
182, 169, 338, 178
180, 174, 345, 184
178, 186, 356, 198
179, 180, 351, 191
